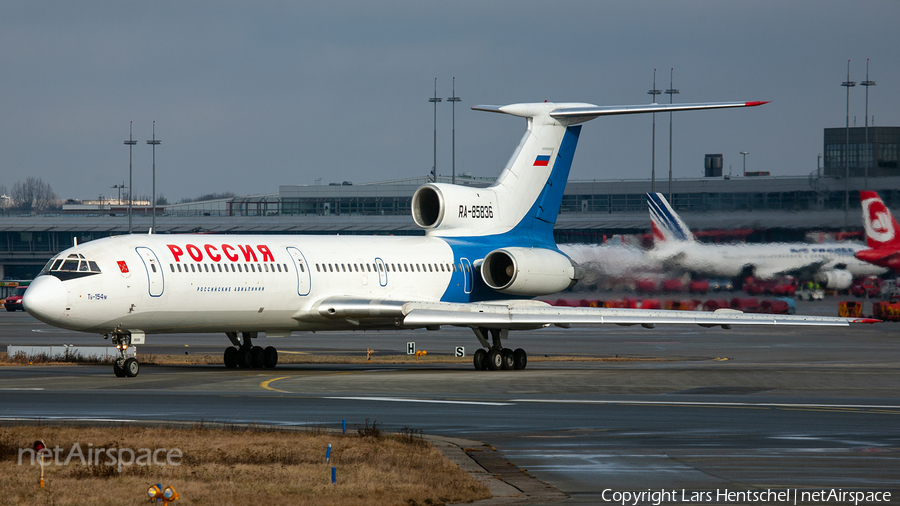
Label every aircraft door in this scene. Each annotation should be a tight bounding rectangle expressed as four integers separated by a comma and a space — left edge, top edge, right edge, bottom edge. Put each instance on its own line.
135, 247, 164, 297
460, 258, 472, 294
374, 257, 388, 287
286, 247, 311, 296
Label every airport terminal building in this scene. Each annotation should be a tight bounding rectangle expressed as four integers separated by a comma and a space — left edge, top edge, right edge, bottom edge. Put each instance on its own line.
1, 126, 899, 279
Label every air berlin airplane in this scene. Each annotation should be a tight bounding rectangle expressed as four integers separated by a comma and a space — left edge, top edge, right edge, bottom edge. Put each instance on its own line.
23, 99, 875, 378
856, 191, 900, 272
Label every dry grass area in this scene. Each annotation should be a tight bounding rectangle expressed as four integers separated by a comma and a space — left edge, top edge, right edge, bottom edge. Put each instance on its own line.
0, 423, 490, 506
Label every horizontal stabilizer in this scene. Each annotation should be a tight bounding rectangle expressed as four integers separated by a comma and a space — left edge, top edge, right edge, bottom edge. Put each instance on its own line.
474, 101, 768, 125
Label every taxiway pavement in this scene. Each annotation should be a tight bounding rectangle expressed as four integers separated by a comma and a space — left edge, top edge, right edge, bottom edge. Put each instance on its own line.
1, 302, 898, 504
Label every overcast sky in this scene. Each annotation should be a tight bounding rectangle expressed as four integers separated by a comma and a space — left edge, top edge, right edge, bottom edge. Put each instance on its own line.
2, 1, 898, 202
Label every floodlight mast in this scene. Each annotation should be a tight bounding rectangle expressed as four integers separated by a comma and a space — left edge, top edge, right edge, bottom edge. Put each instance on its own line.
147, 121, 161, 231
428, 78, 441, 182
841, 60, 856, 225
664, 68, 680, 203
648, 69, 661, 193
860, 58, 875, 190
447, 77, 461, 185
124, 122, 137, 234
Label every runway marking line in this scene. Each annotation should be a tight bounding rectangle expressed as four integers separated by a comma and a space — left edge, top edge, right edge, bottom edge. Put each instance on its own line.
512, 399, 900, 414
0, 388, 44, 391
260, 376, 292, 393
325, 396, 513, 406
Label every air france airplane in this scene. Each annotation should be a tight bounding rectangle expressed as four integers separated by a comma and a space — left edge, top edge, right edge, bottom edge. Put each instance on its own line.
23, 99, 875, 378
646, 192, 886, 287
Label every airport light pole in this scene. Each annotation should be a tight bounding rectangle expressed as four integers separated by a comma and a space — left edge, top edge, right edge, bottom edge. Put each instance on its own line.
841, 60, 856, 225
124, 122, 137, 234
648, 69, 661, 194
740, 151, 749, 176
447, 77, 461, 185
428, 78, 441, 182
147, 121, 161, 231
860, 58, 875, 190
664, 68, 679, 203
111, 183, 123, 207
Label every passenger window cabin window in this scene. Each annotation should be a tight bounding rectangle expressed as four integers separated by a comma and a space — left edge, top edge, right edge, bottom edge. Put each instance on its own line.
367, 264, 372, 272
264, 264, 269, 272
283, 263, 288, 271
204, 264, 209, 272
428, 264, 432, 272
217, 264, 222, 272
151, 264, 157, 273
251, 264, 255, 272
237, 264, 242, 272
342, 264, 346, 272
257, 264, 262, 272
316, 264, 321, 272
354, 264, 358, 272
177, 264, 182, 272
328, 264, 333, 272
170, 264, 175, 272
277, 264, 282, 272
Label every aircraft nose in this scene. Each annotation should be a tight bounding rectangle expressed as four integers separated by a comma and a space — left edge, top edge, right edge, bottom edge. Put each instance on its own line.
23, 275, 67, 323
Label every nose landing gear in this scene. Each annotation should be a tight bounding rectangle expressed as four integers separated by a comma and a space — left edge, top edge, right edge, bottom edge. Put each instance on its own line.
223, 332, 278, 369
471, 328, 527, 371
107, 328, 141, 378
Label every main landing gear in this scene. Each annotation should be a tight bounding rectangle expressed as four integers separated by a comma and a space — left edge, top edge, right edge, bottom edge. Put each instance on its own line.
223, 332, 278, 369
471, 328, 527, 371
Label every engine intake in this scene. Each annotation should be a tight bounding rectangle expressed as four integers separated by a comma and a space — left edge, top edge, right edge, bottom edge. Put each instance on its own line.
481, 247, 578, 296
411, 183, 498, 233
411, 185, 444, 228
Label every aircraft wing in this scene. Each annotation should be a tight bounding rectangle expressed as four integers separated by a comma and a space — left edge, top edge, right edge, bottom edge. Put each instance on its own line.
399, 300, 873, 329
757, 260, 825, 279
299, 297, 875, 329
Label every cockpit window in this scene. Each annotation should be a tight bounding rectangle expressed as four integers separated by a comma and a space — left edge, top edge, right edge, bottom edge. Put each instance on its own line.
44, 253, 102, 280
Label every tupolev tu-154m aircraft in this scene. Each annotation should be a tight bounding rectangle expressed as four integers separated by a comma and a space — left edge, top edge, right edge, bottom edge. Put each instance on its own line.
23, 99, 877, 377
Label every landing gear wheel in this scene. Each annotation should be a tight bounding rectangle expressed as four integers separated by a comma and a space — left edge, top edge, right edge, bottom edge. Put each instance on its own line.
250, 346, 265, 368
501, 348, 515, 370
237, 348, 253, 368
513, 348, 527, 370
113, 359, 126, 377
224, 347, 238, 368
487, 349, 503, 371
263, 346, 278, 368
123, 357, 139, 377
473, 349, 487, 371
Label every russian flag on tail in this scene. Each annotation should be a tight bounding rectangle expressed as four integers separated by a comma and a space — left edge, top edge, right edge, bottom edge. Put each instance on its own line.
533, 155, 551, 166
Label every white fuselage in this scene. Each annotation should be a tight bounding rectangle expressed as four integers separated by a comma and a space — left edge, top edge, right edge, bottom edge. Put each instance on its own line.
28, 233, 475, 334
649, 241, 886, 279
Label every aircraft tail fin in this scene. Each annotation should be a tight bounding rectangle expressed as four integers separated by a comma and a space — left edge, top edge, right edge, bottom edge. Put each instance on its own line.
416, 100, 766, 245
647, 192, 695, 244
860, 191, 900, 249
